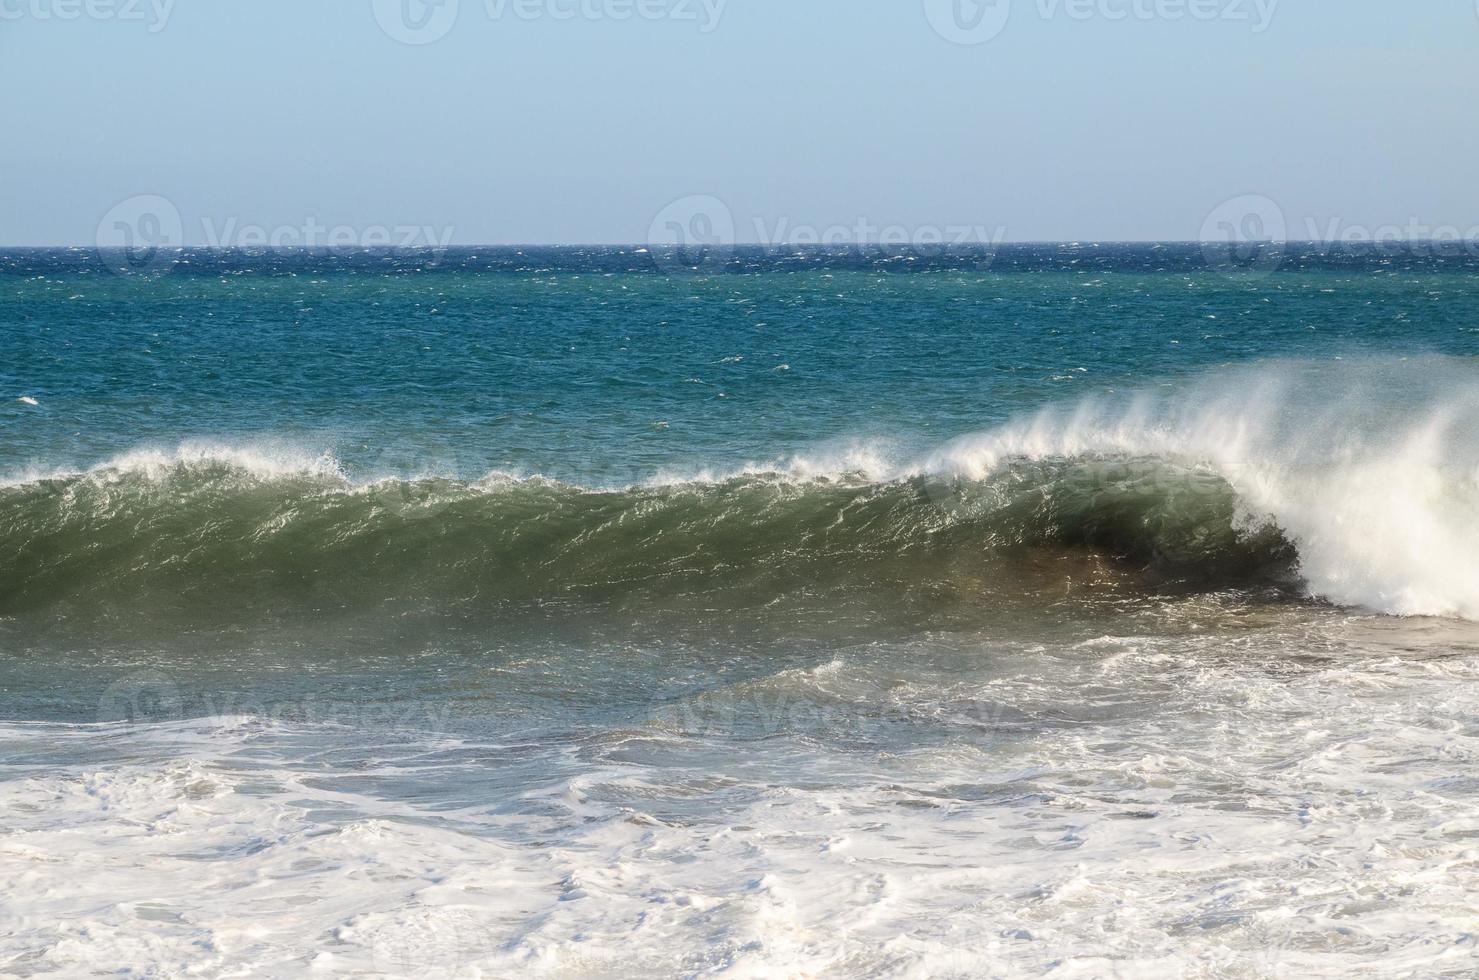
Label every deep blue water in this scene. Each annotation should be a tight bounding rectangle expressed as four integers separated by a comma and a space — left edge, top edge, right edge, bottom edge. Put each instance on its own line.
5, 244, 1477, 482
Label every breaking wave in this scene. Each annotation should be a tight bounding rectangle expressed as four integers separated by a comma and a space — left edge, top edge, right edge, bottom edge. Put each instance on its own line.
2, 359, 1476, 620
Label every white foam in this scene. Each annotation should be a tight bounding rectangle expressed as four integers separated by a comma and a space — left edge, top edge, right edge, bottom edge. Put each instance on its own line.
910, 358, 1479, 620
94, 441, 348, 482
5, 627, 1479, 976
0, 440, 349, 489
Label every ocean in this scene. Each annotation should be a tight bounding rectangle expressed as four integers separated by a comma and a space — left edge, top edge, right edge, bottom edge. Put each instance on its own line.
3, 244, 1478, 977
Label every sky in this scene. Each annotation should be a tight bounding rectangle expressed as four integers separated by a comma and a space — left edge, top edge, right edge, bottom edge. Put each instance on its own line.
3, 0, 1478, 245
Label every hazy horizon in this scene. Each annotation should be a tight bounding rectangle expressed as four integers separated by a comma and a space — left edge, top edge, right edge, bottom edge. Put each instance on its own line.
6, 0, 1478, 248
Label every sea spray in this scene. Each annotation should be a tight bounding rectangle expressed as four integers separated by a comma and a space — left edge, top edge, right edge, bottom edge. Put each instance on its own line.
913, 358, 1479, 618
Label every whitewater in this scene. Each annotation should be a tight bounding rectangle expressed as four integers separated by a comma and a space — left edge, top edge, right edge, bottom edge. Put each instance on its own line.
6, 619, 1479, 977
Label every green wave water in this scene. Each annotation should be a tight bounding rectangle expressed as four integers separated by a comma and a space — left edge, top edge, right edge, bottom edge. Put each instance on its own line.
0, 453, 1296, 620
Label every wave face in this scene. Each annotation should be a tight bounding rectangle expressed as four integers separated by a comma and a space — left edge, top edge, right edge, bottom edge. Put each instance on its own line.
0, 451, 1294, 621
3, 359, 1476, 621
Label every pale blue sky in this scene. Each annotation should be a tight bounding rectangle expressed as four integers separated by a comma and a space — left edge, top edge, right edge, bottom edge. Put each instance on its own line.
4, 0, 1477, 244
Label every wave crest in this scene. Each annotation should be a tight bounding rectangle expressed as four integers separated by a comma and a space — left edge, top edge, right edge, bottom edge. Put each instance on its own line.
3, 359, 1475, 620
0, 455, 1291, 621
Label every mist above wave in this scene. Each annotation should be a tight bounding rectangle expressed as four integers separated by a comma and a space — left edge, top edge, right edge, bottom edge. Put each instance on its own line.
2, 358, 1474, 620
915, 358, 1479, 619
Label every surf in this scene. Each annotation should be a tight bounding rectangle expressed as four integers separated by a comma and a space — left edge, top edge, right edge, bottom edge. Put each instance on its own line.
1, 358, 1474, 621
913, 357, 1479, 619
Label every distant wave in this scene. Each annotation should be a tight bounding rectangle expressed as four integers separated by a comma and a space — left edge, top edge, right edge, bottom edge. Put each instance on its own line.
3, 358, 1475, 620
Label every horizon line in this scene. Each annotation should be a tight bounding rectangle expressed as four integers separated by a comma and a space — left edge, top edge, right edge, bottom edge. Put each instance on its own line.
6, 239, 1478, 250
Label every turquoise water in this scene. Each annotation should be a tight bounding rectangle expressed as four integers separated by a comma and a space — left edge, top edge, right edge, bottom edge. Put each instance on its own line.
7, 245, 1478, 480
3, 245, 1479, 976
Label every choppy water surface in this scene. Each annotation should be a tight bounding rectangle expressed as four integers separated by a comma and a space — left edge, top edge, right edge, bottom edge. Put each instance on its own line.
2, 246, 1478, 977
